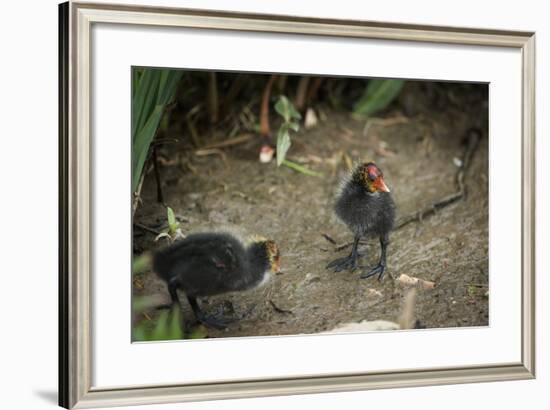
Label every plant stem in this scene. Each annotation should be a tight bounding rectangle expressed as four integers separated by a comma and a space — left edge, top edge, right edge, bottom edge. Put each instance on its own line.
260, 75, 277, 137
281, 159, 323, 177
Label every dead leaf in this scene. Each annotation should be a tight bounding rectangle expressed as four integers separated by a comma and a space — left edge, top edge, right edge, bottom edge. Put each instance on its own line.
367, 288, 383, 298
154, 232, 171, 242
375, 140, 397, 157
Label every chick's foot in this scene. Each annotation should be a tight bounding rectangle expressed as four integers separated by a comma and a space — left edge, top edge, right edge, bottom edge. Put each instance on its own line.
197, 303, 256, 330
360, 264, 385, 281
195, 310, 237, 330
326, 253, 361, 272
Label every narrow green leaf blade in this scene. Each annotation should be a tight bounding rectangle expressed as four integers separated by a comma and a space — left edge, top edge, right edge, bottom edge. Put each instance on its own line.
353, 79, 405, 117
133, 324, 147, 342
276, 128, 291, 166
189, 325, 209, 339
132, 105, 164, 191
151, 310, 170, 341
167, 306, 184, 340
132, 253, 152, 275
132, 68, 182, 192
167, 207, 178, 233
281, 159, 323, 177
132, 70, 161, 141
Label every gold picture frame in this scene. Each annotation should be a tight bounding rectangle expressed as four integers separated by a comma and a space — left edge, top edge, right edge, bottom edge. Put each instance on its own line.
59, 1, 535, 408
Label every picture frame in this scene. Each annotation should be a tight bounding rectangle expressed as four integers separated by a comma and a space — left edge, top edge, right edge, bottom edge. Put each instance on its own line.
59, 1, 536, 408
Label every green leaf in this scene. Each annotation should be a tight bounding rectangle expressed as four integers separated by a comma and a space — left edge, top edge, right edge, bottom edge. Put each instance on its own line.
158, 70, 183, 105
276, 128, 291, 166
274, 95, 291, 122
132, 105, 164, 190
353, 79, 405, 117
288, 102, 302, 120
281, 159, 323, 177
188, 325, 209, 339
167, 207, 177, 232
132, 68, 183, 192
288, 121, 300, 132
274, 95, 301, 123
132, 70, 162, 141
132, 295, 157, 312
146, 307, 184, 341
133, 324, 147, 342
132, 253, 152, 275
167, 306, 184, 340
151, 310, 170, 341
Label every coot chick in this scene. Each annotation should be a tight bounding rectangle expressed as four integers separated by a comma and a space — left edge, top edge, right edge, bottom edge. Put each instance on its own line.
153, 232, 281, 328
327, 162, 395, 280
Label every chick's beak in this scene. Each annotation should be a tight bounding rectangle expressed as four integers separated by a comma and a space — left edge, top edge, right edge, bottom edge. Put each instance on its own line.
376, 177, 390, 193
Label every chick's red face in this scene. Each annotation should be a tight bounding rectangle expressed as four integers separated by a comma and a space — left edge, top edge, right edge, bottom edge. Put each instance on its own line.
363, 163, 390, 193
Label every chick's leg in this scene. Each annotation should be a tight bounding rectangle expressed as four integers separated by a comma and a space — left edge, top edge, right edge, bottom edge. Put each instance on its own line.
327, 235, 362, 272
156, 279, 182, 310
168, 279, 181, 305
187, 296, 236, 330
361, 234, 389, 280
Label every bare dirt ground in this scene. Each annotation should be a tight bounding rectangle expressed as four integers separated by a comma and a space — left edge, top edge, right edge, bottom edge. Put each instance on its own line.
133, 82, 489, 338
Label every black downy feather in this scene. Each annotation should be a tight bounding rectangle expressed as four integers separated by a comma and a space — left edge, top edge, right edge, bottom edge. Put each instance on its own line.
335, 178, 396, 238
328, 163, 396, 280
153, 232, 271, 298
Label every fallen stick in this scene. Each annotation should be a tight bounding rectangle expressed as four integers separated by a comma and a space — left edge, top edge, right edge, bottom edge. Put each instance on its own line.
394, 191, 463, 230
321, 233, 337, 245
269, 299, 293, 315
152, 147, 165, 205
399, 288, 417, 330
194, 148, 228, 165
200, 133, 254, 150
133, 223, 161, 236
395, 128, 481, 230
397, 274, 436, 290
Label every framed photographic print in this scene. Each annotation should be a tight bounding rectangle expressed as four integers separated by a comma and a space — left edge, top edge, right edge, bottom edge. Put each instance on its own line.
59, 1, 535, 408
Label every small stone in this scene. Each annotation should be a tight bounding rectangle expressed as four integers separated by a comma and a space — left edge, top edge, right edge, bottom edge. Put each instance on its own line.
304, 108, 318, 129
303, 273, 321, 285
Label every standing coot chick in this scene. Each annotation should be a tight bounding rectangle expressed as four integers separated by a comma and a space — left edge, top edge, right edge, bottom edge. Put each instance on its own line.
153, 232, 281, 328
327, 162, 396, 280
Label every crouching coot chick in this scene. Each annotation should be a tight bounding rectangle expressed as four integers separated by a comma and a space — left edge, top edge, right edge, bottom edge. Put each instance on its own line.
153, 232, 281, 329
327, 162, 395, 280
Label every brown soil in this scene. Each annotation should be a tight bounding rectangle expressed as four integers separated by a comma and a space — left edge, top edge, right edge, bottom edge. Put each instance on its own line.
133, 82, 489, 338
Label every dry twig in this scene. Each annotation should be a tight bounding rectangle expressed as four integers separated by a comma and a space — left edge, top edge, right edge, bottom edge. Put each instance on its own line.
134, 223, 161, 236
269, 300, 293, 315
395, 128, 481, 229
321, 233, 337, 245
200, 133, 253, 150
399, 288, 417, 330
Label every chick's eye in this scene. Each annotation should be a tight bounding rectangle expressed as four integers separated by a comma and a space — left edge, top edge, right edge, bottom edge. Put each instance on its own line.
365, 172, 376, 181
